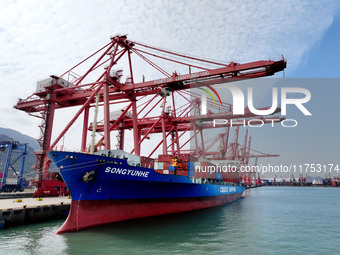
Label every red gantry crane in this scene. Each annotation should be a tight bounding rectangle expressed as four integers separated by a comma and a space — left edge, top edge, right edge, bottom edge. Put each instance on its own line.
14, 35, 286, 195
200, 126, 280, 186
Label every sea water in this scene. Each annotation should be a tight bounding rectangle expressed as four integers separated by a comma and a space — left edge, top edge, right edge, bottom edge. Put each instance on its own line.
1, 186, 339, 255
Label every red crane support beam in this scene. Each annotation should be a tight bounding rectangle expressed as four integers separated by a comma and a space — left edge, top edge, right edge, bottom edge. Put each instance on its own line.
93, 108, 283, 132
247, 154, 279, 158
14, 58, 286, 113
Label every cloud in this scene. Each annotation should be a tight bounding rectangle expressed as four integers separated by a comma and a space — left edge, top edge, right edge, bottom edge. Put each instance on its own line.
0, 0, 338, 150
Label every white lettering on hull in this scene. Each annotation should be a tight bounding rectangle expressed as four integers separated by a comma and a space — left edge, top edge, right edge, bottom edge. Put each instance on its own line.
220, 186, 236, 193
105, 167, 150, 178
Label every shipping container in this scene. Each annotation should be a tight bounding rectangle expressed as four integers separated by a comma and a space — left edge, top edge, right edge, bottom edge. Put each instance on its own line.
178, 154, 198, 162
141, 156, 154, 169
188, 162, 195, 170
216, 173, 222, 180
195, 170, 210, 179
158, 155, 173, 162
176, 170, 188, 176
178, 154, 190, 162
181, 161, 188, 170
155, 162, 164, 170
221, 168, 239, 180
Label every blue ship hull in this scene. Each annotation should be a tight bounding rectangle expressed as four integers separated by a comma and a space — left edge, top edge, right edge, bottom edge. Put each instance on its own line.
47, 151, 245, 233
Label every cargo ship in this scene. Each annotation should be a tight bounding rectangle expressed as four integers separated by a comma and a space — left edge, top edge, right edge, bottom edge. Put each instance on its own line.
48, 150, 245, 234
12, 36, 285, 234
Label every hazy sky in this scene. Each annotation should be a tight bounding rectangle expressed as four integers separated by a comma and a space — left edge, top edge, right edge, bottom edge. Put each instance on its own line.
0, 0, 339, 177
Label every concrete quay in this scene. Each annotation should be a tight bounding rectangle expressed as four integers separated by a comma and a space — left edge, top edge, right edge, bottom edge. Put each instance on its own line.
0, 196, 70, 228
